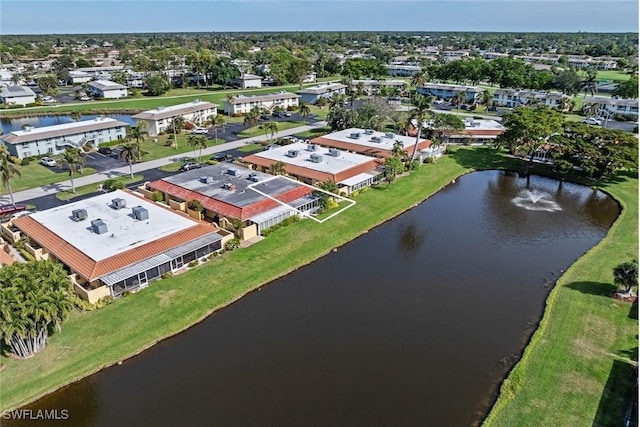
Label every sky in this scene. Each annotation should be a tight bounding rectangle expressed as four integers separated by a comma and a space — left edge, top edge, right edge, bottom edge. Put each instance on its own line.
1, 1, 638, 35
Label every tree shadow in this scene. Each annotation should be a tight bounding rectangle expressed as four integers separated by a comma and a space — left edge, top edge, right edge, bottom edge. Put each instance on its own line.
629, 298, 638, 320
592, 359, 638, 427
565, 281, 617, 298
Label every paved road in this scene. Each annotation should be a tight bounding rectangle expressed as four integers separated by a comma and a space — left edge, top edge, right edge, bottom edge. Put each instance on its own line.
3, 121, 326, 205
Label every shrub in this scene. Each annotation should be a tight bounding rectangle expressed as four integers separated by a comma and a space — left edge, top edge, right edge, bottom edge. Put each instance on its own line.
188, 260, 199, 268
187, 199, 203, 212
350, 190, 360, 197
327, 199, 339, 209
9, 156, 21, 165
20, 158, 30, 166
424, 156, 435, 164
207, 160, 219, 165
359, 186, 370, 193
261, 215, 301, 236
224, 238, 240, 251
103, 179, 125, 191
152, 190, 164, 202
161, 271, 173, 279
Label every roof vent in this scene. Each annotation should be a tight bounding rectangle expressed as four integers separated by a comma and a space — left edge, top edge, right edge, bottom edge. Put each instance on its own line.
307, 144, 317, 151
91, 219, 108, 234
385, 132, 395, 139
309, 154, 323, 163
327, 148, 340, 157
111, 198, 126, 210
223, 183, 236, 191
131, 206, 149, 220
156, 105, 165, 111
200, 176, 215, 184
364, 129, 375, 135
370, 136, 382, 143
348, 132, 361, 139
227, 168, 239, 176
72, 209, 87, 221
286, 150, 300, 158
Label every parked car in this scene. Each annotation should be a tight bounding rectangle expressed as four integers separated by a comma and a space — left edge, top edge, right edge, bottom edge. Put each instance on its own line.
283, 111, 292, 117
79, 96, 91, 101
272, 111, 285, 118
41, 96, 56, 104
179, 162, 202, 172
487, 105, 498, 112
189, 128, 208, 135
460, 104, 469, 111
0, 204, 26, 216
210, 153, 230, 162
98, 146, 112, 155
11, 210, 34, 219
40, 157, 57, 167
582, 117, 602, 125
433, 99, 445, 105
260, 114, 271, 120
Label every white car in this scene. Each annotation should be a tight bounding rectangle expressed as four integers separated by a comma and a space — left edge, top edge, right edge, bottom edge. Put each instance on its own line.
433, 99, 445, 105
190, 128, 208, 135
79, 96, 91, 101
41, 96, 56, 104
40, 157, 57, 167
582, 117, 602, 125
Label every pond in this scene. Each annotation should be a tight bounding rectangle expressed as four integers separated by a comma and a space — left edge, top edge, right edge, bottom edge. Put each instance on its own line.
6, 171, 619, 427
0, 114, 136, 134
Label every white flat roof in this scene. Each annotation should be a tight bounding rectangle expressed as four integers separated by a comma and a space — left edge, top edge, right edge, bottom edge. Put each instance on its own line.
251, 142, 374, 175
29, 190, 196, 262
339, 171, 379, 187
462, 119, 506, 131
322, 128, 424, 151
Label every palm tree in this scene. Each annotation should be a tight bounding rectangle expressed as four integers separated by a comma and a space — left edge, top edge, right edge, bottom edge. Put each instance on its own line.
262, 121, 278, 142
478, 89, 493, 109
119, 142, 141, 179
270, 161, 286, 176
129, 122, 149, 145
384, 156, 404, 187
70, 111, 82, 122
207, 114, 226, 142
453, 91, 467, 114
243, 107, 260, 136
329, 93, 346, 109
0, 146, 21, 205
59, 148, 85, 194
580, 68, 598, 99
299, 102, 311, 124
407, 94, 432, 165
225, 94, 236, 117
584, 102, 600, 118
187, 135, 207, 163
410, 70, 428, 92
613, 260, 638, 298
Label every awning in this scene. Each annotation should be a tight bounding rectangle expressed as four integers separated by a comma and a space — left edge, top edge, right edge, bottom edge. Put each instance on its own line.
338, 171, 379, 188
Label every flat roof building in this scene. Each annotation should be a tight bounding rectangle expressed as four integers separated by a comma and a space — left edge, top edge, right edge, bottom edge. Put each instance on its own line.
148, 164, 317, 236
12, 190, 228, 300
443, 117, 506, 144
243, 141, 382, 194
132, 100, 218, 136
296, 83, 347, 104
1, 117, 128, 158
230, 73, 263, 89
0, 85, 36, 107
310, 128, 432, 159
87, 79, 128, 99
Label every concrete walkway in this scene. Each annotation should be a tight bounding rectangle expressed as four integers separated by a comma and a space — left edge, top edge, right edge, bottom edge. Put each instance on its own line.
3, 121, 326, 204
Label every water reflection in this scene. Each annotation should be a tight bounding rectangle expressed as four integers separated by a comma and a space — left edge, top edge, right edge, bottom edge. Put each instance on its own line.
1, 115, 136, 134
396, 220, 427, 260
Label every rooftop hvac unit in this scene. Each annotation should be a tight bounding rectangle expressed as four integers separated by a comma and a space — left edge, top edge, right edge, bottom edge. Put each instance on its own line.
370, 136, 382, 143
364, 129, 375, 135
348, 132, 361, 139
131, 206, 149, 221
309, 154, 323, 163
385, 132, 395, 139
328, 148, 340, 157
72, 209, 87, 221
227, 168, 238, 176
200, 176, 215, 184
248, 172, 260, 182
286, 150, 300, 158
307, 144, 317, 151
223, 183, 237, 191
111, 198, 126, 210
91, 219, 108, 234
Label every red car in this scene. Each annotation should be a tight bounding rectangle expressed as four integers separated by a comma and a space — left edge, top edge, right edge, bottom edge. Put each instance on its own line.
0, 204, 26, 216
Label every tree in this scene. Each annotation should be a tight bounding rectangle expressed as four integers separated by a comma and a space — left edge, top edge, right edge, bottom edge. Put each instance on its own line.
59, 148, 85, 194
410, 70, 428, 92
326, 105, 355, 131
407, 94, 432, 164
187, 135, 207, 163
431, 113, 465, 144
0, 261, 74, 358
498, 106, 564, 168
37, 74, 59, 97
225, 94, 236, 117
129, 122, 149, 145
452, 91, 467, 114
144, 74, 171, 96
299, 102, 311, 124
383, 156, 405, 187
478, 89, 493, 108
314, 180, 339, 210
207, 114, 226, 142
262, 120, 278, 142
70, 111, 82, 122
580, 68, 598, 99
243, 107, 260, 136
613, 76, 638, 99
270, 161, 286, 176
553, 69, 581, 95
613, 260, 638, 298
0, 146, 21, 205
391, 139, 408, 167
119, 142, 141, 179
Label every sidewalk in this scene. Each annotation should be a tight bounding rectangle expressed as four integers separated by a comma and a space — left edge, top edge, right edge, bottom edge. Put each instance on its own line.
3, 121, 326, 204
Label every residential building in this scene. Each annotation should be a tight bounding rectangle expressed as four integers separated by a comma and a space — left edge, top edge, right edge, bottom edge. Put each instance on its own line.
303, 72, 317, 83
147, 164, 317, 236
0, 85, 36, 106
132, 100, 218, 136
296, 82, 347, 104
352, 79, 407, 96
223, 92, 300, 115
441, 117, 506, 144
441, 50, 470, 62
417, 83, 482, 102
584, 97, 639, 118
230, 73, 263, 89
87, 80, 128, 99
11, 190, 231, 300
309, 128, 433, 159
67, 70, 93, 84
492, 89, 570, 109
243, 141, 383, 194
1, 117, 128, 158
386, 64, 422, 77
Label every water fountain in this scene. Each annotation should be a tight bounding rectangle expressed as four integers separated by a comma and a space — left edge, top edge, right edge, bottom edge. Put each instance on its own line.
511, 189, 562, 212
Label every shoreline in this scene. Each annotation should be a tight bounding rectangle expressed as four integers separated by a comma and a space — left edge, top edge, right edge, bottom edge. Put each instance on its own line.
1, 147, 636, 425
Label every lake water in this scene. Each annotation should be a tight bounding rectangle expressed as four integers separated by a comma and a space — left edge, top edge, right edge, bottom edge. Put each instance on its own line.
0, 115, 136, 134
6, 171, 619, 427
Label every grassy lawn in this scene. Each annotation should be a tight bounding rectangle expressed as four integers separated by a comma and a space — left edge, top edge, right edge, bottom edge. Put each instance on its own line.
0, 146, 636, 427
294, 126, 332, 139
133, 135, 223, 162
236, 121, 307, 138
594, 70, 632, 82
236, 143, 263, 153
2, 164, 97, 195
56, 174, 144, 201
